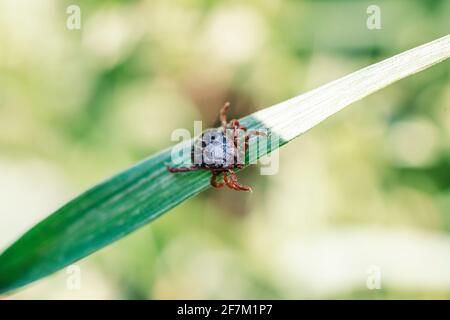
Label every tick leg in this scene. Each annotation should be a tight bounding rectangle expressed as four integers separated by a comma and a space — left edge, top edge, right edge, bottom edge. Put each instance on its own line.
166, 165, 199, 173
229, 119, 248, 165
245, 130, 267, 140
244, 130, 267, 153
230, 119, 247, 145
229, 119, 247, 131
223, 171, 239, 191
220, 102, 230, 132
210, 171, 225, 189
227, 169, 252, 192
231, 119, 247, 147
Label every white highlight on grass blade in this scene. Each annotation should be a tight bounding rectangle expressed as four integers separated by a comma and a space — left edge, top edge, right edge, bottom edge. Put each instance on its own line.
252, 35, 450, 142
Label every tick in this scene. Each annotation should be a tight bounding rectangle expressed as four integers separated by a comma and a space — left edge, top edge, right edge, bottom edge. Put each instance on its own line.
167, 102, 266, 192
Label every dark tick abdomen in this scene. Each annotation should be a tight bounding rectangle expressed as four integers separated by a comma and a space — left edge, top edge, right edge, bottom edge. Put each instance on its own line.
191, 129, 235, 168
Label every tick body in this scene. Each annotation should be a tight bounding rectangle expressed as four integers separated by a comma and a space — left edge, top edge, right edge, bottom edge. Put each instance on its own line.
167, 102, 266, 192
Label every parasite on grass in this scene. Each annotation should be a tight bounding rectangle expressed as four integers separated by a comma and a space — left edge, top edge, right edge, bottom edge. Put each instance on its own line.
167, 102, 266, 192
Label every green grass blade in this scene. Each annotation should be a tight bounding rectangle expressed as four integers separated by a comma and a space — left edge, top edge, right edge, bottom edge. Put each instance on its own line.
0, 35, 448, 295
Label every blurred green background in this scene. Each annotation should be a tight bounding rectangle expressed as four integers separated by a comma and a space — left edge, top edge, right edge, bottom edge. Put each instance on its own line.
0, 0, 449, 299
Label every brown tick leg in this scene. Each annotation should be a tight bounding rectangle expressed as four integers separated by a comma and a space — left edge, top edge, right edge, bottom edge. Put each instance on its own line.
220, 102, 230, 132
223, 171, 239, 191
210, 171, 225, 189
229, 119, 247, 131
228, 169, 252, 192
229, 121, 247, 165
230, 119, 247, 146
166, 165, 199, 173
245, 130, 267, 140
244, 130, 267, 153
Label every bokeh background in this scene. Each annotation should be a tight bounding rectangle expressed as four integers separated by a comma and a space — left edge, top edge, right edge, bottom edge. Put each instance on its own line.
1, 0, 449, 299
